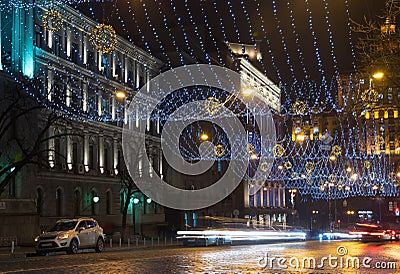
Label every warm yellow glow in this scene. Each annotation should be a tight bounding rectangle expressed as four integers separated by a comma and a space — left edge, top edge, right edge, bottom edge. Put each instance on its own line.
347, 210, 354, 215
346, 167, 352, 172
115, 91, 127, 99
396, 172, 400, 178
200, 133, 209, 141
296, 134, 305, 142
351, 173, 358, 180
384, 111, 388, 119
242, 86, 254, 96
394, 110, 398, 119
372, 72, 384, 79
374, 111, 379, 119
365, 111, 370, 119
329, 155, 336, 161
278, 165, 284, 170
250, 153, 258, 160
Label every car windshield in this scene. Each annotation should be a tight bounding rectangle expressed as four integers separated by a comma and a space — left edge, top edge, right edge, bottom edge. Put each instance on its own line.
48, 221, 78, 232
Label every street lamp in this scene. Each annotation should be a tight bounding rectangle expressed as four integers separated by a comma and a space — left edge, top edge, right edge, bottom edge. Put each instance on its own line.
347, 210, 355, 225
115, 90, 127, 99
311, 210, 319, 231
289, 189, 297, 208
372, 72, 384, 80
200, 133, 209, 141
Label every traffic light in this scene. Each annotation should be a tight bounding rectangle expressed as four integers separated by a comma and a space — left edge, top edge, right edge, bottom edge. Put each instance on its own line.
395, 208, 400, 217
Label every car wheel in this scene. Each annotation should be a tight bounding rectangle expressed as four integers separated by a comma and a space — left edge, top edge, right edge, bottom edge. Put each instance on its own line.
95, 238, 104, 253
67, 239, 79, 254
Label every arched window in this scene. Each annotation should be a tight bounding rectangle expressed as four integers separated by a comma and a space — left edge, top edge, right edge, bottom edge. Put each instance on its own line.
56, 188, 63, 216
74, 189, 81, 216
106, 190, 112, 215
36, 188, 43, 215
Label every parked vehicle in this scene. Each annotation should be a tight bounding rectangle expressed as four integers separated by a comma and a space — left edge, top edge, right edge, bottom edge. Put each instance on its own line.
35, 218, 104, 255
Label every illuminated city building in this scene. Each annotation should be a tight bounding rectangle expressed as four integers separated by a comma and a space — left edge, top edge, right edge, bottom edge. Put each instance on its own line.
0, 3, 164, 243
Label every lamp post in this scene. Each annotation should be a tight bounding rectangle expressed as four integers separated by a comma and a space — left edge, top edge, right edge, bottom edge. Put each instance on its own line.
289, 189, 297, 226
347, 210, 355, 225
311, 210, 319, 231
132, 196, 152, 235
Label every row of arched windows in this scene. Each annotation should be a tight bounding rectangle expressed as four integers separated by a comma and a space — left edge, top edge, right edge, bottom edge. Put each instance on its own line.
36, 187, 113, 217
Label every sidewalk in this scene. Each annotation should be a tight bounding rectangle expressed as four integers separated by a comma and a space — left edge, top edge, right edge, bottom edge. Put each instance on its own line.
0, 239, 182, 259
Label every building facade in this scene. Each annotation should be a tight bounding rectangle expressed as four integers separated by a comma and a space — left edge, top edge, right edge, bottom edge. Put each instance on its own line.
0, 3, 164, 244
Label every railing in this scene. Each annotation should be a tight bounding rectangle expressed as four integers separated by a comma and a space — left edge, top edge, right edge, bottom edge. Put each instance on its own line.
0, 236, 17, 247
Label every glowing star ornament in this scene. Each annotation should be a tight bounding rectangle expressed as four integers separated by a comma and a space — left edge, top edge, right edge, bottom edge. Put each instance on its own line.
305, 161, 314, 174
89, 24, 117, 53
285, 161, 292, 169
204, 97, 221, 115
292, 100, 306, 115
332, 145, 342, 156
42, 10, 63, 32
260, 162, 269, 172
273, 144, 285, 157
246, 143, 255, 155
364, 160, 371, 169
214, 144, 225, 157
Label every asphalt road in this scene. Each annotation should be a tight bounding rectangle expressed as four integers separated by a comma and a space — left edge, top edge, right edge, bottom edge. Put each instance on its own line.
1, 240, 399, 273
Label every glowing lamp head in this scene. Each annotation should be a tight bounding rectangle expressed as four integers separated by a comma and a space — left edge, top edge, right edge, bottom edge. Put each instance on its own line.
92, 196, 100, 203
200, 133, 209, 141
133, 197, 140, 204
250, 153, 258, 160
146, 197, 152, 204
115, 91, 127, 99
372, 72, 384, 79
242, 86, 254, 96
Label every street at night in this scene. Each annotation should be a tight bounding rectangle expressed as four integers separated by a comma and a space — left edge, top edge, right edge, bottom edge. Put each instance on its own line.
1, 0, 400, 273
1, 241, 400, 273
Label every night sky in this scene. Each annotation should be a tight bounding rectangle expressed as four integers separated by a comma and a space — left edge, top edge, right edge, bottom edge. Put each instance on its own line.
76, 0, 387, 86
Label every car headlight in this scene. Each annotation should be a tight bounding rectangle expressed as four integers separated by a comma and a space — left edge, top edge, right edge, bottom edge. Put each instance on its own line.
57, 233, 69, 240
34, 236, 40, 242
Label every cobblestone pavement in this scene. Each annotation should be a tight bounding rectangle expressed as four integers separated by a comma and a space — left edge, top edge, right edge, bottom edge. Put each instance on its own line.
1, 241, 400, 273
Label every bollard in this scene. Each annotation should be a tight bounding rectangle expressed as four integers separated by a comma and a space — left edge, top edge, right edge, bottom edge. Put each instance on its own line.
119, 238, 122, 247
165, 237, 167, 245
128, 238, 130, 248
143, 237, 146, 246
170, 237, 173, 245
151, 237, 153, 246
11, 241, 14, 254
136, 238, 138, 247
158, 237, 160, 245
110, 238, 112, 248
